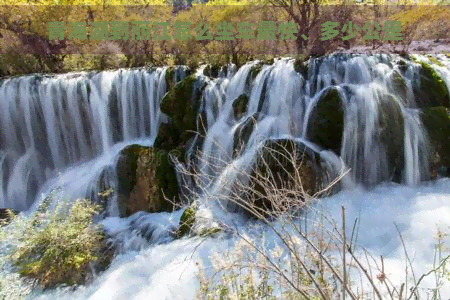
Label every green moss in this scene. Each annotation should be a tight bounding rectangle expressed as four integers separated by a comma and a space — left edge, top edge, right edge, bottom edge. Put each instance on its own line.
421, 106, 450, 177
378, 95, 405, 182
116, 145, 180, 217
427, 55, 444, 67
250, 63, 263, 81
413, 61, 450, 108
164, 66, 175, 92
264, 57, 275, 65
391, 70, 408, 101
116, 144, 142, 196
153, 149, 180, 211
176, 202, 198, 238
199, 226, 222, 237
307, 87, 344, 154
155, 75, 207, 151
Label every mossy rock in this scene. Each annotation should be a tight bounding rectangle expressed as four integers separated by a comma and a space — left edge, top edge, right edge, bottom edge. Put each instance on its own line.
377, 95, 405, 182
203, 64, 222, 78
427, 56, 444, 67
397, 59, 409, 73
413, 61, 450, 108
244, 62, 264, 89
307, 87, 344, 154
199, 226, 222, 238
155, 75, 207, 151
0, 208, 18, 225
116, 145, 180, 217
164, 66, 175, 92
233, 113, 259, 158
420, 106, 450, 178
164, 66, 191, 92
294, 58, 309, 78
94, 167, 115, 210
176, 202, 198, 238
250, 63, 263, 81
246, 139, 322, 218
390, 70, 408, 102
232, 94, 250, 119
115, 144, 142, 198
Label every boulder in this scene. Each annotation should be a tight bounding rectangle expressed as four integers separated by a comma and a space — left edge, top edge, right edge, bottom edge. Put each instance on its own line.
175, 202, 222, 239
307, 87, 344, 154
293, 58, 309, 78
232, 94, 249, 119
232, 113, 259, 158
116, 145, 180, 217
390, 70, 408, 102
412, 61, 450, 108
154, 75, 207, 151
164, 65, 191, 92
246, 139, 323, 218
378, 94, 405, 182
420, 106, 450, 178
175, 202, 197, 238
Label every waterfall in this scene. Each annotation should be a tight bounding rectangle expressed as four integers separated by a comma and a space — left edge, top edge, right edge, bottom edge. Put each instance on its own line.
0, 54, 449, 212
0, 68, 167, 210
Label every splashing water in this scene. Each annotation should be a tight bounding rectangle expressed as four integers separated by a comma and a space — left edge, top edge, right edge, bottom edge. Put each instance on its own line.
0, 54, 450, 299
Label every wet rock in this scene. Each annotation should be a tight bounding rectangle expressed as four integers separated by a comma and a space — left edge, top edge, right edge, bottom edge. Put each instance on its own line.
155, 75, 207, 151
390, 70, 408, 102
116, 145, 180, 217
175, 202, 223, 239
307, 87, 344, 154
413, 61, 450, 108
293, 58, 309, 78
164, 65, 191, 92
232, 94, 249, 119
420, 106, 450, 178
233, 113, 259, 158
378, 95, 405, 182
175, 202, 197, 238
246, 139, 323, 218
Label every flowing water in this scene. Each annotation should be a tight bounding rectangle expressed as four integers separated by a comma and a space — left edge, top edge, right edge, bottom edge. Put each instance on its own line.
1, 53, 450, 299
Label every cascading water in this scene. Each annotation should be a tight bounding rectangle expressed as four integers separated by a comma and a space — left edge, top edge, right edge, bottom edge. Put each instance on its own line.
0, 68, 167, 211
1, 53, 450, 299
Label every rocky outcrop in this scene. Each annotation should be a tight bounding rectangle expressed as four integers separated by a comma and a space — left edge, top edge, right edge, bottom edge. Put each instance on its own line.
175, 201, 197, 238
232, 94, 249, 119
233, 113, 259, 158
245, 139, 323, 217
116, 145, 180, 217
421, 106, 450, 178
293, 57, 309, 78
307, 87, 344, 154
378, 94, 405, 182
412, 61, 450, 108
154, 75, 207, 153
174, 201, 222, 239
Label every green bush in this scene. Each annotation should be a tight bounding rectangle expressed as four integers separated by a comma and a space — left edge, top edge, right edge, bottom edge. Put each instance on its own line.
3, 198, 112, 290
